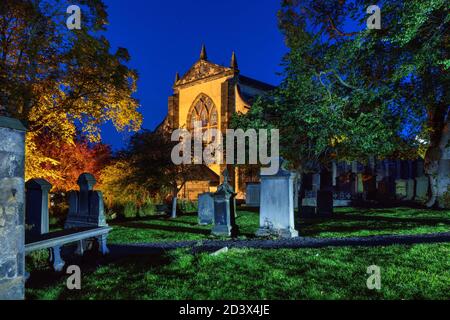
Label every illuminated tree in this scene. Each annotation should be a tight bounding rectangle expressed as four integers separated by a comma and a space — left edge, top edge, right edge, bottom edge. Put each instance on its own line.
0, 0, 142, 181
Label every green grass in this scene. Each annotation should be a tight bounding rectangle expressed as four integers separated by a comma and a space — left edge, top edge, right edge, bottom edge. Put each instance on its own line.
26, 244, 450, 300
107, 207, 450, 244
26, 207, 450, 300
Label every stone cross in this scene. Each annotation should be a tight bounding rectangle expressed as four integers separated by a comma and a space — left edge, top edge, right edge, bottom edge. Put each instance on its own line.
212, 169, 238, 237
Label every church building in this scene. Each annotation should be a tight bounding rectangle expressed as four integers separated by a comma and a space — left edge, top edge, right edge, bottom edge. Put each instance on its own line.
164, 46, 275, 200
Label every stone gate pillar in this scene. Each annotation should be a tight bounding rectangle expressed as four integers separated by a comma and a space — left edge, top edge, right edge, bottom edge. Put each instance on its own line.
0, 116, 26, 300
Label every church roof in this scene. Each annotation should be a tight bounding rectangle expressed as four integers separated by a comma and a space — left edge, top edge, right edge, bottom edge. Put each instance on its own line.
238, 75, 276, 92
174, 46, 276, 93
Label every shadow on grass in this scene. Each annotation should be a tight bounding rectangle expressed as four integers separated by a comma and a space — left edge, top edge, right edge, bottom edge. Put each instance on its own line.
118, 222, 211, 236
296, 213, 450, 237
26, 248, 173, 300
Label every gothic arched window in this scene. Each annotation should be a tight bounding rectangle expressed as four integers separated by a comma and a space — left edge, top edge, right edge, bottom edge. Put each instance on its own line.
187, 94, 218, 133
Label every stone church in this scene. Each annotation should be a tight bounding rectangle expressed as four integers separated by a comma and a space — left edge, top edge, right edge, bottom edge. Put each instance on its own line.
163, 46, 275, 200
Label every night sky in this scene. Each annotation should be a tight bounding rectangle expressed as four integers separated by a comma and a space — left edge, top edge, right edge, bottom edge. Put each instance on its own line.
101, 0, 288, 150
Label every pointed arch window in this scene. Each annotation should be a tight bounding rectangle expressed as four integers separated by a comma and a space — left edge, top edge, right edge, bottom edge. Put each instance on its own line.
187, 94, 219, 133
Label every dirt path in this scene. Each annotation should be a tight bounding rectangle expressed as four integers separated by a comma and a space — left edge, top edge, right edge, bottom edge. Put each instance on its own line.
108, 232, 450, 256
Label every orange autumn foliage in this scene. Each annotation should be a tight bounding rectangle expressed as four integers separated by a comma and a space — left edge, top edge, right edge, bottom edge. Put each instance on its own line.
27, 134, 111, 192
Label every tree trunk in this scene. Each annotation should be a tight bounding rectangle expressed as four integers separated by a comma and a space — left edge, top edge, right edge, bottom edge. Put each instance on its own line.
424, 108, 449, 208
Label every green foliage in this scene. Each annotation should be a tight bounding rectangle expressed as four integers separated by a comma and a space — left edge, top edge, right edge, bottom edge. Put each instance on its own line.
178, 200, 198, 213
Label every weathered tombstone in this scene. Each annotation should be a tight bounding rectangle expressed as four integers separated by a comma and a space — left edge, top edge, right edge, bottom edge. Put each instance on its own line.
212, 169, 238, 237
332, 161, 338, 187
376, 159, 386, 189
198, 192, 214, 225
25, 179, 52, 237
406, 179, 415, 200
245, 183, 260, 207
0, 116, 26, 300
395, 179, 408, 199
405, 161, 415, 200
357, 173, 364, 194
65, 173, 107, 229
256, 159, 298, 238
312, 173, 321, 192
318, 168, 333, 216
65, 173, 108, 255
317, 191, 333, 216
415, 176, 429, 202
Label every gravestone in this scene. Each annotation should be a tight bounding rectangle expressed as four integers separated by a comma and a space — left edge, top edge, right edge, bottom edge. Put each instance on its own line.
65, 173, 108, 229
395, 179, 407, 199
317, 190, 333, 216
0, 116, 26, 300
332, 161, 337, 187
256, 159, 298, 238
212, 169, 238, 237
415, 176, 429, 202
357, 173, 364, 193
25, 179, 52, 237
245, 183, 260, 207
415, 159, 425, 177
406, 179, 415, 200
312, 173, 321, 192
333, 191, 352, 207
376, 159, 386, 189
198, 192, 214, 225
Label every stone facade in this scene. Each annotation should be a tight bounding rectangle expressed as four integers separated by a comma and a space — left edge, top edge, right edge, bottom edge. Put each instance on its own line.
162, 46, 274, 200
0, 116, 26, 300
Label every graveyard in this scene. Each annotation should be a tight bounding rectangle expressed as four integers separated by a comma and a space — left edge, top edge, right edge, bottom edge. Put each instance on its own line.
1, 0, 449, 304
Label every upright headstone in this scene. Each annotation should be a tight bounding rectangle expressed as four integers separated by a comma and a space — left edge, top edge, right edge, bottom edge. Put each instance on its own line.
0, 116, 26, 300
212, 169, 238, 237
415, 176, 429, 202
437, 148, 450, 208
25, 179, 52, 237
405, 161, 415, 200
312, 173, 321, 192
65, 173, 107, 229
414, 159, 429, 202
332, 161, 337, 187
318, 168, 333, 216
256, 159, 298, 238
245, 183, 260, 207
395, 179, 408, 199
198, 192, 214, 225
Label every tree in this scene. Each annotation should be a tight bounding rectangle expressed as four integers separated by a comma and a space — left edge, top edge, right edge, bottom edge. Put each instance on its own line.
233, 0, 399, 201
28, 134, 111, 191
235, 0, 449, 208
274, 0, 449, 207
125, 129, 198, 218
0, 0, 142, 181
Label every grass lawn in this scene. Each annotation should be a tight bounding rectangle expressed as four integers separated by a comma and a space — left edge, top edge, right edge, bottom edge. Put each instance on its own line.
26, 244, 450, 300
107, 207, 450, 244
26, 207, 450, 300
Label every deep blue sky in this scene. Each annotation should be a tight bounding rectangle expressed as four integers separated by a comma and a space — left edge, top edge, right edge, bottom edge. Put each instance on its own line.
101, 0, 288, 150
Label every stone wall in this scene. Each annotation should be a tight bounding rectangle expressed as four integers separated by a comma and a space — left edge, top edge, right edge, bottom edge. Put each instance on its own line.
0, 116, 26, 300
